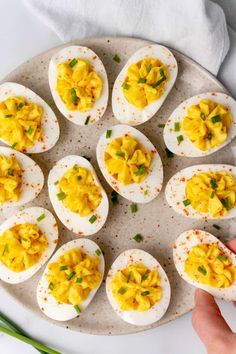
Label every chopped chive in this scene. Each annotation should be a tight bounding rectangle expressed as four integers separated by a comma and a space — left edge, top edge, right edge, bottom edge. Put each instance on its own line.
5, 114, 12, 118
95, 249, 101, 256
152, 76, 166, 88
183, 199, 191, 206
76, 277, 83, 283
127, 273, 131, 283
133, 233, 143, 243
222, 198, 233, 211
17, 102, 24, 110
159, 68, 165, 77
73, 164, 78, 169
211, 115, 221, 123
113, 54, 121, 63
116, 151, 125, 157
218, 255, 227, 261
89, 215, 97, 224
118, 287, 126, 295
37, 214, 45, 222
77, 175, 82, 181
54, 180, 59, 186
67, 271, 76, 281
7, 168, 14, 176
200, 112, 206, 120
144, 189, 148, 196
207, 132, 213, 140
134, 165, 145, 176
210, 179, 218, 190
177, 135, 184, 144
131, 203, 138, 213
82, 156, 91, 161
122, 82, 130, 90
106, 130, 112, 138
11, 142, 17, 149
57, 192, 66, 200
142, 273, 149, 281
165, 147, 174, 159
138, 78, 147, 84
60, 265, 68, 271
210, 191, 215, 198
213, 224, 221, 230
141, 290, 150, 296
71, 88, 78, 105
111, 190, 119, 204
48, 282, 54, 290
69, 58, 78, 67
85, 116, 90, 125
21, 237, 28, 242
26, 126, 34, 135
74, 304, 81, 314
158, 124, 165, 128
2, 244, 9, 256
174, 122, 180, 132
147, 64, 152, 73
198, 266, 207, 275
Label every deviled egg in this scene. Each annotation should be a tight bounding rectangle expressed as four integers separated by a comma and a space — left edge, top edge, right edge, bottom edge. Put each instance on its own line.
173, 229, 236, 301
0, 82, 60, 153
112, 44, 178, 126
0, 207, 58, 284
0, 146, 44, 209
165, 164, 236, 219
48, 155, 109, 236
37, 238, 104, 321
48, 45, 109, 126
96, 124, 163, 203
163, 92, 236, 157
106, 249, 170, 326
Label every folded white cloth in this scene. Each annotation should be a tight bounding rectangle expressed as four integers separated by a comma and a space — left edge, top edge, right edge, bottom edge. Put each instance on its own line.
24, 0, 229, 75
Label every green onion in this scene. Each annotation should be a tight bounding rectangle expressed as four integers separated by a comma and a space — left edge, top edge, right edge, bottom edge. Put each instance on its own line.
131, 203, 138, 213
213, 224, 221, 230
118, 287, 126, 295
146, 64, 152, 73
89, 215, 97, 224
211, 115, 221, 123
152, 70, 166, 88
134, 165, 145, 176
5, 114, 12, 118
222, 198, 233, 211
26, 126, 34, 135
198, 266, 207, 275
85, 116, 90, 125
159, 68, 165, 77
95, 249, 101, 256
165, 148, 174, 159
59, 265, 68, 271
111, 190, 119, 204
158, 124, 165, 128
177, 135, 184, 144
127, 273, 131, 283
11, 142, 17, 149
200, 112, 206, 120
82, 156, 91, 161
133, 233, 143, 243
57, 192, 66, 200
77, 175, 82, 181
2, 244, 9, 256
48, 282, 54, 291
17, 102, 24, 110
113, 54, 121, 63
141, 290, 150, 296
144, 190, 148, 196
174, 122, 180, 132
122, 82, 130, 90
67, 271, 76, 281
71, 88, 78, 105
116, 151, 125, 157
54, 180, 59, 186
76, 277, 83, 283
218, 255, 227, 261
106, 130, 112, 138
69, 58, 78, 67
74, 305, 81, 314
138, 78, 147, 84
37, 214, 46, 222
142, 273, 149, 281
183, 199, 191, 206
210, 191, 215, 198
210, 179, 218, 189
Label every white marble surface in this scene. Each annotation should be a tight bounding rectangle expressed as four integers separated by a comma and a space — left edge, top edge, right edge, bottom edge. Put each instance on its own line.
0, 1, 235, 353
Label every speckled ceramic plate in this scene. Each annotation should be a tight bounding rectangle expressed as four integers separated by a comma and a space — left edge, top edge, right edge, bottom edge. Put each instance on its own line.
0, 37, 236, 335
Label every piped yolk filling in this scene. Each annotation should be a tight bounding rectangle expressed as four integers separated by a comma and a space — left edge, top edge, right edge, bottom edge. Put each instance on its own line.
185, 243, 235, 288
104, 135, 152, 185
58, 166, 102, 217
0, 96, 43, 151
185, 171, 236, 218
0, 154, 22, 205
0, 223, 48, 272
122, 57, 169, 110
46, 248, 102, 305
182, 99, 232, 151
56, 58, 103, 112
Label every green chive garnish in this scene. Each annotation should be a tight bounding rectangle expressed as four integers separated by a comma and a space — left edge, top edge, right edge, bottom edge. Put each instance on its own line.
200, 112, 206, 120
57, 192, 66, 200
60, 265, 68, 271
74, 304, 81, 314
122, 82, 130, 90
26, 126, 34, 135
147, 64, 152, 73
95, 249, 101, 256
111, 190, 119, 204
89, 215, 97, 224
11, 142, 17, 149
48, 282, 54, 290
177, 135, 184, 144
213, 224, 221, 230
183, 199, 191, 206
210, 191, 215, 198
152, 77, 166, 88
67, 271, 76, 281
144, 190, 148, 196
113, 54, 121, 63
133, 234, 143, 243
138, 78, 147, 84
165, 148, 174, 159
159, 68, 165, 77
17, 102, 24, 109
85, 116, 90, 125
127, 273, 131, 283
2, 244, 9, 256
218, 255, 227, 261
222, 198, 233, 211
116, 151, 125, 157
142, 273, 149, 281
69, 58, 78, 67
76, 277, 83, 283
211, 115, 221, 123
118, 287, 126, 295
158, 124, 165, 128
106, 130, 112, 138
71, 88, 78, 105
131, 203, 137, 213
73, 164, 78, 169
174, 122, 180, 132
134, 165, 145, 176
37, 214, 45, 222
210, 179, 218, 189
77, 175, 82, 181
198, 266, 207, 275
5, 114, 12, 118
54, 180, 59, 185
141, 290, 150, 296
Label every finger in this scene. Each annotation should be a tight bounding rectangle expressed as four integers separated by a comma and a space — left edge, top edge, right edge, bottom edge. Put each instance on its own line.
226, 239, 236, 253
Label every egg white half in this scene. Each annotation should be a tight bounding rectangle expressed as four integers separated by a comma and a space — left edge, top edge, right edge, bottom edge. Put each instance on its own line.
0, 207, 58, 284
48, 155, 109, 236
106, 249, 171, 326
173, 229, 236, 301
48, 45, 109, 126
165, 164, 236, 220
112, 44, 178, 126
163, 92, 236, 157
37, 238, 104, 321
0, 82, 60, 153
96, 124, 163, 203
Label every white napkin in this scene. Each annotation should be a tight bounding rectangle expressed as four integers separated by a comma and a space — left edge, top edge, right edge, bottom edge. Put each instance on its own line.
24, 0, 229, 75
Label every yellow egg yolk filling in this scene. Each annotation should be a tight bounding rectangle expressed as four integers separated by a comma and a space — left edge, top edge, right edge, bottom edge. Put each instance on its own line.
104, 135, 152, 185
110, 263, 162, 311
46, 248, 102, 306
185, 243, 235, 288
0, 96, 43, 151
0, 154, 22, 205
0, 223, 48, 272
122, 57, 169, 110
58, 166, 102, 217
182, 99, 232, 151
56, 57, 103, 112
185, 171, 236, 218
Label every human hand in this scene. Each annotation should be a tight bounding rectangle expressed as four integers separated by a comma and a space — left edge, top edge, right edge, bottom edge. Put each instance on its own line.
192, 239, 236, 354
